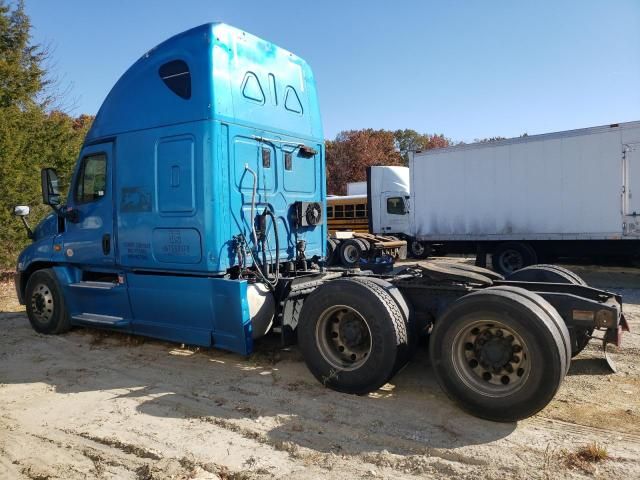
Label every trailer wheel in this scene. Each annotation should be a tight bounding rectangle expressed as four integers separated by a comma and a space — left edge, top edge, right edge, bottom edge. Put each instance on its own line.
338, 239, 362, 267
298, 279, 408, 394
506, 265, 591, 356
409, 239, 429, 259
491, 242, 537, 275
429, 289, 566, 422
25, 269, 71, 335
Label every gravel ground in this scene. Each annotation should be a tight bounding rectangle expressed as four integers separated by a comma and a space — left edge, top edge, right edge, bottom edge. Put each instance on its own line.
1, 263, 639, 479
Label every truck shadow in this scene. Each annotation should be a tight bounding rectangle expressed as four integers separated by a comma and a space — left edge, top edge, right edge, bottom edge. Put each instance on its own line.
567, 357, 613, 376
1, 312, 516, 456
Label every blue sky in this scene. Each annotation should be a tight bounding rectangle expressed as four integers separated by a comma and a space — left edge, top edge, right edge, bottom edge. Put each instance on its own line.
25, 0, 640, 142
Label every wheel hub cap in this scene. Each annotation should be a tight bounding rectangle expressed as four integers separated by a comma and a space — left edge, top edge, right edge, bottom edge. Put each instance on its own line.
30, 283, 54, 323
454, 321, 530, 396
475, 331, 513, 369
316, 306, 372, 371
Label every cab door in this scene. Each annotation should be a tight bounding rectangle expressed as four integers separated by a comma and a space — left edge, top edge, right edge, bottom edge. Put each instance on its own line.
63, 142, 115, 266
379, 192, 410, 235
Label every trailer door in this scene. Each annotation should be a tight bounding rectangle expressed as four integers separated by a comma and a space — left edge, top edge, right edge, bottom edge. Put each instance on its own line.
625, 144, 640, 214
624, 144, 640, 234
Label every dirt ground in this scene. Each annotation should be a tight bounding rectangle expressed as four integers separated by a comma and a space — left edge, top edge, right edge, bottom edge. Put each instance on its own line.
1, 263, 640, 480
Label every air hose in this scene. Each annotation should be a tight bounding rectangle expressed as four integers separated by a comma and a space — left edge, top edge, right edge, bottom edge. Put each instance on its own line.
242, 164, 280, 288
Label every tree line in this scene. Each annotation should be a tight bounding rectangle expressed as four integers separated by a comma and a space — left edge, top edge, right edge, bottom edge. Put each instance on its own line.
326, 129, 451, 195
0, 1, 93, 268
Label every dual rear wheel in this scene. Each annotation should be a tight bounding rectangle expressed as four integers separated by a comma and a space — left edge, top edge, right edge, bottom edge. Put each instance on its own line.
298, 277, 411, 394
506, 264, 592, 356
429, 287, 569, 422
299, 277, 569, 422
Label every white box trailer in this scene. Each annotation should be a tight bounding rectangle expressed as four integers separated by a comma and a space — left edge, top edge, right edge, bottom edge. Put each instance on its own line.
408, 121, 640, 273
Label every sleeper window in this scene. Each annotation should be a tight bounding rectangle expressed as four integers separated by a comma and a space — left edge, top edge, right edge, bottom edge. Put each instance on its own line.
75, 154, 107, 203
159, 60, 191, 99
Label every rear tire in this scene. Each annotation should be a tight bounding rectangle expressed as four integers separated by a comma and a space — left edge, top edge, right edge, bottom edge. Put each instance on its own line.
327, 238, 338, 265
25, 269, 71, 335
349, 276, 417, 369
485, 286, 571, 375
491, 242, 537, 275
505, 265, 591, 357
338, 239, 362, 268
429, 288, 566, 422
298, 279, 408, 394
529, 264, 587, 286
409, 239, 429, 259
505, 264, 584, 285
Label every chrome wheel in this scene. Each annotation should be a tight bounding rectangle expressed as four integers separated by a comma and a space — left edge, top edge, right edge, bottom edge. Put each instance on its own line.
315, 305, 372, 371
30, 283, 54, 324
452, 319, 531, 397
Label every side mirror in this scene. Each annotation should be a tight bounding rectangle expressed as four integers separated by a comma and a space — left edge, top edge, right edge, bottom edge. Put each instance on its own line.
13, 205, 30, 217
41, 168, 61, 206
13, 205, 33, 239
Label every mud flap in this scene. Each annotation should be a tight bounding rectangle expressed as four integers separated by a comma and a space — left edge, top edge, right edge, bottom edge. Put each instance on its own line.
603, 314, 630, 373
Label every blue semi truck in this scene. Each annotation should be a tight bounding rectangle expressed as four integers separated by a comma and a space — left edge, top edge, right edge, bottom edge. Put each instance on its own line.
12, 23, 629, 422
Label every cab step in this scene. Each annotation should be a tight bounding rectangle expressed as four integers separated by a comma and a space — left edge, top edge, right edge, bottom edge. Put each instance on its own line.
72, 313, 129, 327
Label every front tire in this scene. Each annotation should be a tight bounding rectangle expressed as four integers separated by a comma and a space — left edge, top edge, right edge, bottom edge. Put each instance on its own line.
25, 269, 71, 335
298, 279, 408, 394
429, 288, 566, 422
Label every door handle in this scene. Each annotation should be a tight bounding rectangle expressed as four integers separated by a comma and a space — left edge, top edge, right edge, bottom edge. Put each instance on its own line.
102, 234, 111, 255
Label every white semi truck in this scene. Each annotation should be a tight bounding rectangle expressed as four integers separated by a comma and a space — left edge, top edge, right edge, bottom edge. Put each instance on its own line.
362, 121, 640, 274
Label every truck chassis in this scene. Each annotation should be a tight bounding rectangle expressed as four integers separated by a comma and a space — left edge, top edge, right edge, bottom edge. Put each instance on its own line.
269, 261, 627, 422
19, 255, 628, 423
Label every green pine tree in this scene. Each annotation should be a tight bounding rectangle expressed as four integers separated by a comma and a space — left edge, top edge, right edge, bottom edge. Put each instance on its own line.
0, 0, 92, 268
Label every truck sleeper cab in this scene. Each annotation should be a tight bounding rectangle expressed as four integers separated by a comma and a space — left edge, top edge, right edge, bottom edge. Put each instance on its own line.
14, 24, 629, 423
16, 23, 326, 354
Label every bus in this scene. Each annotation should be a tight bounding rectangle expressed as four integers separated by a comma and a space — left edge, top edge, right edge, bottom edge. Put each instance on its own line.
326, 195, 368, 233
